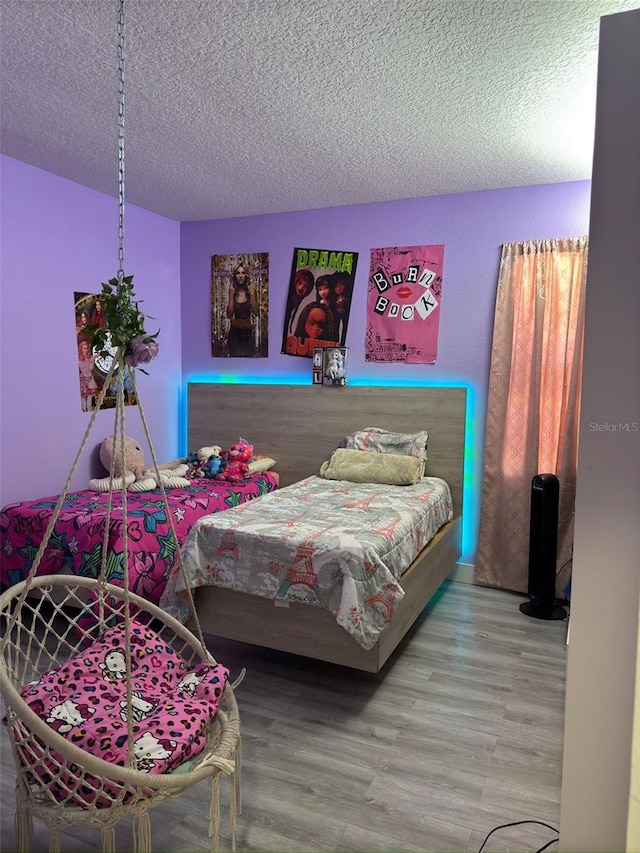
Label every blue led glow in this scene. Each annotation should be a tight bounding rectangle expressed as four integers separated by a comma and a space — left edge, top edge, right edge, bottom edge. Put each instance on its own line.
186, 373, 309, 385
182, 374, 478, 559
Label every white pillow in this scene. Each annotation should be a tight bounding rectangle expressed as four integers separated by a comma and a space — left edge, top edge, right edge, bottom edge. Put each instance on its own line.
247, 455, 277, 474
344, 427, 428, 463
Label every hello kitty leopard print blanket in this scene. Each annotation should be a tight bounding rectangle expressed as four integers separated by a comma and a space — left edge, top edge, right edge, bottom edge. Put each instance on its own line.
8, 621, 228, 806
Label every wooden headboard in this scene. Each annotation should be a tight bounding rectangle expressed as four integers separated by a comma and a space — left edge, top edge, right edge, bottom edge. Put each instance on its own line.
187, 384, 467, 516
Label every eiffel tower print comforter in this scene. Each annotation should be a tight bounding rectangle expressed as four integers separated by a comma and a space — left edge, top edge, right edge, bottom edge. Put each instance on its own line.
161, 475, 453, 649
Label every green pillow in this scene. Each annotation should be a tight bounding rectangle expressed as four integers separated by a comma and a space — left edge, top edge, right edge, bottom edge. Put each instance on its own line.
320, 448, 422, 486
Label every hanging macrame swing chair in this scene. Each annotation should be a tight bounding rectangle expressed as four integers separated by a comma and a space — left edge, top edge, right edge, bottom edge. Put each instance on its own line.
0, 4, 241, 852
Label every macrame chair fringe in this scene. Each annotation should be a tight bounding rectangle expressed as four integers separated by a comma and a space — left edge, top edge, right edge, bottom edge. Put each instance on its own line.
0, 353, 242, 851
14, 800, 33, 853
229, 735, 242, 851
132, 810, 151, 853
49, 827, 60, 853
101, 826, 116, 853
209, 775, 221, 853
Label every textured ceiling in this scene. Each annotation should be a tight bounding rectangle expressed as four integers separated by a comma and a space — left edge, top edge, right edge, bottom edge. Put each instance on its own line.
1, 0, 638, 222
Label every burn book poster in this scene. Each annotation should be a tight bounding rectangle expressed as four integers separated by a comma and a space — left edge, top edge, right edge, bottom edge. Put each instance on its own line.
211, 253, 269, 358
282, 246, 358, 358
74, 291, 136, 412
365, 244, 444, 364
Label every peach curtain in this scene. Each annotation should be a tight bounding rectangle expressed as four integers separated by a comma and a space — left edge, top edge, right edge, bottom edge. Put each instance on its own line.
474, 237, 588, 596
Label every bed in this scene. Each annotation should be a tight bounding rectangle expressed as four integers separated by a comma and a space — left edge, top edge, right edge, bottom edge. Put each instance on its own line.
176, 383, 466, 672
0, 474, 279, 607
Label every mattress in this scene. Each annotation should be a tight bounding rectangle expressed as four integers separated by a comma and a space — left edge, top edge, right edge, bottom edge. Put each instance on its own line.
161, 475, 453, 649
0, 473, 279, 607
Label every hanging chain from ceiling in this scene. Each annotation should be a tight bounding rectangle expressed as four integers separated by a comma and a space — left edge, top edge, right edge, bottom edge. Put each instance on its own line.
117, 0, 126, 284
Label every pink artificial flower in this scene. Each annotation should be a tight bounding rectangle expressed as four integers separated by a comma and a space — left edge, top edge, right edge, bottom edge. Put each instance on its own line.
126, 336, 159, 367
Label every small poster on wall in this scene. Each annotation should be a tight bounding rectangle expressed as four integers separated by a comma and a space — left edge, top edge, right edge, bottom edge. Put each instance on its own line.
211, 253, 269, 358
74, 292, 136, 412
323, 347, 348, 386
312, 346, 348, 386
365, 244, 444, 364
282, 246, 358, 358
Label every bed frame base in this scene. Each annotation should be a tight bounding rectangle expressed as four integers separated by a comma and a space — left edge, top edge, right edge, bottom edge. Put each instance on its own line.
189, 516, 461, 673
187, 383, 466, 672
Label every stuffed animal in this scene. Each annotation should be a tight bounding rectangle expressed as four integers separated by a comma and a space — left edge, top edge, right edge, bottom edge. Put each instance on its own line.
215, 438, 254, 482
186, 445, 224, 479
202, 453, 224, 478
88, 436, 191, 493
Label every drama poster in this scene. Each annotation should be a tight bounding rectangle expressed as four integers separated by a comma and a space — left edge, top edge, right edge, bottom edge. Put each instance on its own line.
282, 246, 358, 358
74, 292, 137, 412
211, 253, 269, 358
365, 244, 444, 364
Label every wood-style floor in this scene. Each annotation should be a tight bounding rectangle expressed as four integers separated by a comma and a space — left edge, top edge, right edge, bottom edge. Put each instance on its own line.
0, 582, 568, 853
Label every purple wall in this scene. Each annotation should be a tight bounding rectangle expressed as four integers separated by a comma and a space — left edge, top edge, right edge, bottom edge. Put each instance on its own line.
180, 182, 592, 562
0, 156, 182, 506
0, 155, 591, 562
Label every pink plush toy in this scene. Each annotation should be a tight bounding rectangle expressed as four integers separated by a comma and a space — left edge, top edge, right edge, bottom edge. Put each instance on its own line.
215, 438, 254, 482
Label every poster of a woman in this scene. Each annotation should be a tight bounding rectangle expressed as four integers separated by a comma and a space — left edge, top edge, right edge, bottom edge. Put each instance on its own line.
73, 291, 136, 411
78, 338, 99, 412
211, 253, 269, 358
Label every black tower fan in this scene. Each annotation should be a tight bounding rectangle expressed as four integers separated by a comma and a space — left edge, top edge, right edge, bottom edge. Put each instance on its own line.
519, 473, 567, 620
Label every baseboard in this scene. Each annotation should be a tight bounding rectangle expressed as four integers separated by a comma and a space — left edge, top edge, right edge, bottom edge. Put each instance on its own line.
448, 561, 476, 585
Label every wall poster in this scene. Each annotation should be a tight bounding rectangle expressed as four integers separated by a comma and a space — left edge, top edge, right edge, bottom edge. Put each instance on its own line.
365, 244, 444, 364
282, 246, 358, 358
74, 291, 136, 412
322, 347, 348, 386
211, 253, 269, 358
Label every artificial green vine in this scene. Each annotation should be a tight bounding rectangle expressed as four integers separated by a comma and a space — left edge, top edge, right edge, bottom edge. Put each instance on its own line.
87, 275, 159, 372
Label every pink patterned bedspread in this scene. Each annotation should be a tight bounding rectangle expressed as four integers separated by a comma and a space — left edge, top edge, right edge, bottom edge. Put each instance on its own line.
0, 473, 278, 606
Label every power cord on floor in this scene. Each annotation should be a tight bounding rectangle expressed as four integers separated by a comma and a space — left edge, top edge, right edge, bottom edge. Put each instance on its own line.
556, 555, 573, 577
534, 838, 560, 853
478, 819, 559, 853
